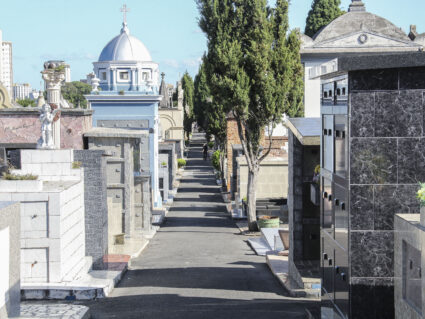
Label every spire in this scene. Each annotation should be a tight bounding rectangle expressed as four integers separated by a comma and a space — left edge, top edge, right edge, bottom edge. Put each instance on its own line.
349, 0, 366, 12
159, 73, 170, 108
120, 4, 130, 34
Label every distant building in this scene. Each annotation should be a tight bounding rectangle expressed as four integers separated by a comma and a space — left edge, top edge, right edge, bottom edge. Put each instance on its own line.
0, 30, 13, 98
300, 0, 424, 117
13, 83, 31, 100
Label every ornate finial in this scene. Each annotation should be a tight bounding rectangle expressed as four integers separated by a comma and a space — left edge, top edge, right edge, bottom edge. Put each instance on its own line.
349, 0, 366, 12
121, 4, 130, 25
161, 72, 165, 81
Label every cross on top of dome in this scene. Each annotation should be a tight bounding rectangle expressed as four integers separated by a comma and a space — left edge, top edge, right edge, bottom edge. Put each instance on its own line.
121, 4, 130, 25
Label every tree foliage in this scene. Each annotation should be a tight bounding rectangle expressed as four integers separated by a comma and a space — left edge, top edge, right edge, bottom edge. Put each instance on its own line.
181, 72, 195, 138
61, 81, 92, 109
197, 0, 304, 230
304, 0, 344, 38
17, 98, 36, 107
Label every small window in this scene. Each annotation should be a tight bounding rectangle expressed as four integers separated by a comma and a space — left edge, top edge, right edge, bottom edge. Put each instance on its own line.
329, 90, 332, 97
342, 87, 346, 95
102, 72, 107, 81
119, 72, 129, 80
337, 88, 341, 96
324, 91, 328, 98
142, 72, 149, 80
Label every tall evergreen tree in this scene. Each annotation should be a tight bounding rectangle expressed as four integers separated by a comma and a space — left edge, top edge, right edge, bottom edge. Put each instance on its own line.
181, 72, 195, 139
198, 0, 304, 230
304, 0, 344, 38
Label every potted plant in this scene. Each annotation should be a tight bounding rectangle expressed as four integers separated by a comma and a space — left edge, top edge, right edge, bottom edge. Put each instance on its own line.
310, 165, 320, 206
161, 161, 168, 168
416, 183, 425, 226
257, 215, 280, 229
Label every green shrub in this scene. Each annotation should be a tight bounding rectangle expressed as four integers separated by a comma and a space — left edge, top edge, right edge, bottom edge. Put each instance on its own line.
72, 161, 82, 169
185, 140, 190, 147
212, 150, 221, 172
161, 161, 167, 167
208, 141, 215, 149
118, 90, 125, 95
178, 159, 186, 169
2, 173, 38, 180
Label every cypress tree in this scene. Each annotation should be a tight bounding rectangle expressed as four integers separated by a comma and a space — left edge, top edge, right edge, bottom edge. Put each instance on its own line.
304, 0, 344, 38
197, 0, 303, 230
181, 72, 195, 139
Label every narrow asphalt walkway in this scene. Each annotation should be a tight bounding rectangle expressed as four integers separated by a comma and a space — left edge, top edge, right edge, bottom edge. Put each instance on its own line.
85, 133, 316, 318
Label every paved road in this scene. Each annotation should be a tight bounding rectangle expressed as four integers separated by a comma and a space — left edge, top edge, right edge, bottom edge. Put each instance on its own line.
85, 133, 317, 318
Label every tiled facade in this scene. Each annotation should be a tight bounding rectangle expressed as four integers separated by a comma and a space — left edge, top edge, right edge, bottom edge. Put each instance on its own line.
319, 55, 425, 318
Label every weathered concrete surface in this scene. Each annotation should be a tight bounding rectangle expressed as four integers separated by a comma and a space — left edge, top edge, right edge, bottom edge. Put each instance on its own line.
82, 133, 318, 318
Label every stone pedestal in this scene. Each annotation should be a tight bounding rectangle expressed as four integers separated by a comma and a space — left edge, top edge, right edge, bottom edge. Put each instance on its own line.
42, 63, 66, 149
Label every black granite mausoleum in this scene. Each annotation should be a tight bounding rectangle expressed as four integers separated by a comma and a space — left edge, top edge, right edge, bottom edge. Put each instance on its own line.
316, 52, 425, 319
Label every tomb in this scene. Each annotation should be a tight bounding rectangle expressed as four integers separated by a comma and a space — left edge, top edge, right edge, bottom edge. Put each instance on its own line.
84, 127, 152, 254
85, 9, 162, 207
0, 202, 20, 318
0, 150, 87, 288
286, 117, 321, 298
394, 213, 424, 319
315, 52, 425, 318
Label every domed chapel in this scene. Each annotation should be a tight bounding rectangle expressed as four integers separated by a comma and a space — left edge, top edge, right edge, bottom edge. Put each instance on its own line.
85, 5, 163, 207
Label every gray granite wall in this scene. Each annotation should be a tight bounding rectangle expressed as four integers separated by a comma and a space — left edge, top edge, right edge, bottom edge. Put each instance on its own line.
394, 214, 423, 319
0, 202, 20, 318
73, 150, 108, 270
288, 131, 303, 262
348, 67, 425, 318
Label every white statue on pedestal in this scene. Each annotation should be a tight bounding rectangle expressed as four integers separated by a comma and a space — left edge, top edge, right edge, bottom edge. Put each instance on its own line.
38, 104, 60, 149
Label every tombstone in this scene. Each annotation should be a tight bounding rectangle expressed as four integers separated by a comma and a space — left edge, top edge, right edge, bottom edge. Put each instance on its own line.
0, 202, 20, 318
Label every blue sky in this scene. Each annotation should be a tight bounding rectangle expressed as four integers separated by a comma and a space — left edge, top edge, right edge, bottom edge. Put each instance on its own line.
1, 0, 424, 91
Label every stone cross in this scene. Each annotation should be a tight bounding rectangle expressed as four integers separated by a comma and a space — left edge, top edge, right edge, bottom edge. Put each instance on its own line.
120, 4, 130, 24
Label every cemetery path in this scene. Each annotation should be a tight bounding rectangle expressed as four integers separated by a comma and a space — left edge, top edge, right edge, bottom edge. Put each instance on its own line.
84, 133, 318, 319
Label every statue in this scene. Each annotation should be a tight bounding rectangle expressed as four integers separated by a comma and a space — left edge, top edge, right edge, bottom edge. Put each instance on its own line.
38, 104, 60, 149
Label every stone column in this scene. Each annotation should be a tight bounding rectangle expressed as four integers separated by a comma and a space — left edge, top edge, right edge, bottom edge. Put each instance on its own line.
130, 68, 136, 91
42, 65, 66, 149
421, 206, 425, 227
111, 68, 117, 91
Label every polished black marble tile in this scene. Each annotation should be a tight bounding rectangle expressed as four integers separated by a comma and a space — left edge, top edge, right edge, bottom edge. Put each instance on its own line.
350, 231, 394, 278
398, 138, 425, 183
350, 185, 374, 230
399, 67, 425, 90
350, 92, 375, 138
375, 91, 423, 137
373, 185, 420, 230
350, 69, 398, 91
350, 138, 397, 184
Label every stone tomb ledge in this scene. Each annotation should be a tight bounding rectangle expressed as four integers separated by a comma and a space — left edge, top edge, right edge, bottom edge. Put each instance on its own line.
20, 302, 90, 319
21, 264, 127, 300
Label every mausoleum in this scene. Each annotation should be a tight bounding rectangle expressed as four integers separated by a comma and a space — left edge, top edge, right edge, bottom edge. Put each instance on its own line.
85, 6, 162, 207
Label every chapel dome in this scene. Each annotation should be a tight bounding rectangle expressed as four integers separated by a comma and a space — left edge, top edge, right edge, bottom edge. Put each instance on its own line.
98, 24, 152, 62
313, 11, 410, 43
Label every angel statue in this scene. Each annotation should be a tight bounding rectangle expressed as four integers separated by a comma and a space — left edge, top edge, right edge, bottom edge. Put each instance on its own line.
38, 103, 60, 149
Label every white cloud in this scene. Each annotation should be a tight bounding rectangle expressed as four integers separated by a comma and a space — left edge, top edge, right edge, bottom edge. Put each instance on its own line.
182, 57, 202, 68
162, 59, 180, 68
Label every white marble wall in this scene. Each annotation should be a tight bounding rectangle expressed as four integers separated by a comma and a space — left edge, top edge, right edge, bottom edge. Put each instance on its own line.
0, 150, 86, 284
